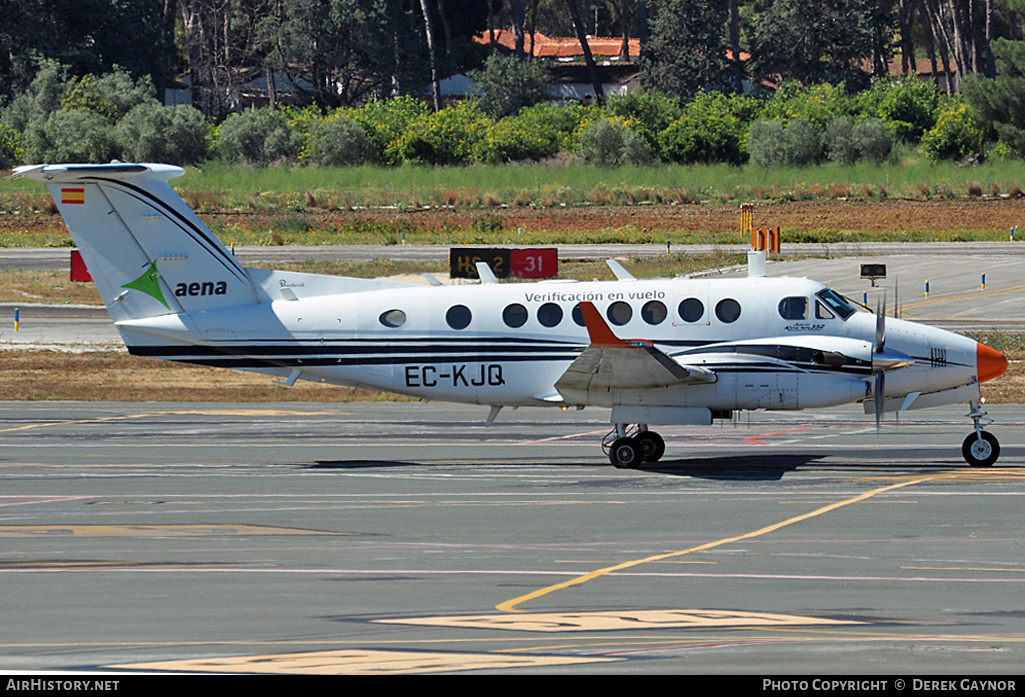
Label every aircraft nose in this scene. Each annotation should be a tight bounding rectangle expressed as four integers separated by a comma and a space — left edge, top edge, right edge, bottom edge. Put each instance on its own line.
977, 342, 1008, 383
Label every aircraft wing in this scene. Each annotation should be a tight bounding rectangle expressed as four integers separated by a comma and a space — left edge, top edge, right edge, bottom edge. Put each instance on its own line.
554, 302, 716, 399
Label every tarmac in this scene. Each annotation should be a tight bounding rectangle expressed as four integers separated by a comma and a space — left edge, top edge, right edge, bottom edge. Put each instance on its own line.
0, 400, 1023, 674
1, 243, 1023, 674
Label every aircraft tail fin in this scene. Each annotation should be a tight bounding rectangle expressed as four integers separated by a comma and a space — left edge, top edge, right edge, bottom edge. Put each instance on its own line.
13, 163, 257, 321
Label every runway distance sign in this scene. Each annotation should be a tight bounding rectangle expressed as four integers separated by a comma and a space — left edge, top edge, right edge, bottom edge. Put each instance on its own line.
511, 248, 557, 279
450, 248, 557, 280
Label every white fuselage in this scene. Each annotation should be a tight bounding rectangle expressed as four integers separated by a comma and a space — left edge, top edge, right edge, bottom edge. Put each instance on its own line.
118, 274, 982, 414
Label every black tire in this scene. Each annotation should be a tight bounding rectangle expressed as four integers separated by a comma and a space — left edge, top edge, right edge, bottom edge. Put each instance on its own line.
609, 437, 641, 469
962, 431, 1000, 467
635, 431, 666, 463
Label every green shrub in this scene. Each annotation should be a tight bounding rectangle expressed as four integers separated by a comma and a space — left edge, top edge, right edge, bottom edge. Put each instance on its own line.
758, 81, 854, 129
659, 92, 747, 165
476, 111, 561, 163
823, 117, 893, 164
747, 119, 787, 167
604, 89, 682, 156
61, 69, 155, 123
215, 108, 300, 165
852, 118, 892, 161
823, 117, 858, 164
0, 123, 23, 168
748, 117, 823, 166
516, 101, 596, 153
305, 116, 377, 166
857, 78, 940, 143
23, 108, 119, 163
115, 102, 208, 165
783, 118, 822, 165
281, 105, 326, 161
578, 117, 652, 166
921, 102, 986, 162
349, 96, 431, 165
391, 101, 492, 166
1, 60, 70, 133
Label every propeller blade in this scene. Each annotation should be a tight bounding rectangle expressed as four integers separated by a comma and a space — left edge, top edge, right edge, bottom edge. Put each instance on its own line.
874, 369, 885, 430
894, 278, 900, 320
874, 298, 885, 353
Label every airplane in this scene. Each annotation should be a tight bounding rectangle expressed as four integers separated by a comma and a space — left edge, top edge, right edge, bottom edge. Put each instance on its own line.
12, 162, 1009, 468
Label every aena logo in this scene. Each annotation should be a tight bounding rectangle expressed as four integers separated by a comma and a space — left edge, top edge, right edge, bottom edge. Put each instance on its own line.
175, 281, 227, 297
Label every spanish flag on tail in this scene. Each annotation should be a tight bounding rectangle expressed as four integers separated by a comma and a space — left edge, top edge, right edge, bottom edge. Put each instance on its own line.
61, 187, 85, 204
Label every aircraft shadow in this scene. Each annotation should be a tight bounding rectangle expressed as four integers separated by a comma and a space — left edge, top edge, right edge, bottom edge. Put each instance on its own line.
642, 453, 828, 480
304, 460, 421, 469
301, 454, 829, 478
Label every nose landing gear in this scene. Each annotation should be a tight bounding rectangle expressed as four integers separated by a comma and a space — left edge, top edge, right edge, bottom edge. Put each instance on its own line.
603, 424, 666, 468
962, 401, 1000, 467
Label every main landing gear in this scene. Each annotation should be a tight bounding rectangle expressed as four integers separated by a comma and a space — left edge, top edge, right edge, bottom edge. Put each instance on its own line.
962, 401, 1000, 467
603, 424, 665, 468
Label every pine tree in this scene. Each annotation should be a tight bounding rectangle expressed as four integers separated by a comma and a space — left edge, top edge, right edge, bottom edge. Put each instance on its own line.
963, 38, 1025, 155
640, 0, 730, 101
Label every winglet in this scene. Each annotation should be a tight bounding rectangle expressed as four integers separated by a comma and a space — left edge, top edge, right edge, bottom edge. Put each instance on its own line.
578, 301, 629, 347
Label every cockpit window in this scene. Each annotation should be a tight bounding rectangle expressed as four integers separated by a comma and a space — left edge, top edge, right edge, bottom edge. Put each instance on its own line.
815, 288, 855, 320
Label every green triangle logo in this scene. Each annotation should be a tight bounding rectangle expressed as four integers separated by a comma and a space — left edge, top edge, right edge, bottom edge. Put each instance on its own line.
122, 260, 170, 309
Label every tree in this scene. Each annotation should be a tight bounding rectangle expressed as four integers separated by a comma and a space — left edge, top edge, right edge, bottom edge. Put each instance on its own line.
918, 0, 997, 91
470, 54, 550, 117
750, 0, 895, 89
963, 37, 1025, 154
564, 0, 606, 104
276, 0, 411, 111
418, 0, 442, 111
0, 0, 169, 103
640, 0, 731, 101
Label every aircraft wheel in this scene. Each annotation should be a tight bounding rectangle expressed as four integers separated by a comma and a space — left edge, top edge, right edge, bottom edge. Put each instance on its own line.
635, 431, 665, 463
609, 437, 642, 469
962, 431, 1000, 467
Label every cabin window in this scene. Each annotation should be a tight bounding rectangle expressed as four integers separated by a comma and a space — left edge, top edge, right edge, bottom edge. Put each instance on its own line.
715, 298, 742, 323
572, 303, 586, 326
379, 309, 406, 328
503, 303, 528, 328
678, 298, 704, 323
537, 303, 564, 327
778, 296, 809, 320
641, 300, 667, 325
446, 304, 472, 330
607, 301, 632, 326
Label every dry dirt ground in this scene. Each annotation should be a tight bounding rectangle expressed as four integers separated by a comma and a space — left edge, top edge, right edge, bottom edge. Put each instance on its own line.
345, 197, 1025, 236
4, 197, 1025, 238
